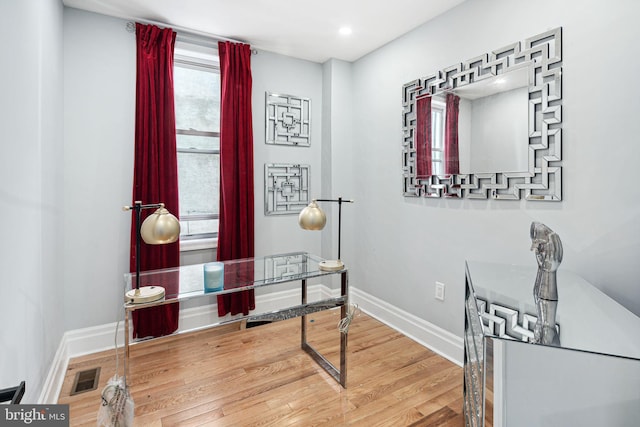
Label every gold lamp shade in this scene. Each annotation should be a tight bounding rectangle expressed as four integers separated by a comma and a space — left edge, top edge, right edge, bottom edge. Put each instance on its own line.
140, 206, 180, 244
123, 201, 181, 304
298, 200, 327, 230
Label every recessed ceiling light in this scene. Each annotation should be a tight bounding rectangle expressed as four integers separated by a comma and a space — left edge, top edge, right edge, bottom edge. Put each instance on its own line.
339, 27, 352, 36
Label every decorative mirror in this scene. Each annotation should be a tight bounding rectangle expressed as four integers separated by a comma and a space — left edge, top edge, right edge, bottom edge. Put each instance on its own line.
264, 163, 310, 215
266, 92, 311, 146
401, 27, 562, 200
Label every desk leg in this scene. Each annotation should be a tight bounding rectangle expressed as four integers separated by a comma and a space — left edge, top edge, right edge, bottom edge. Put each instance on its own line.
300, 272, 348, 388
339, 270, 348, 387
124, 308, 130, 379
301, 278, 307, 347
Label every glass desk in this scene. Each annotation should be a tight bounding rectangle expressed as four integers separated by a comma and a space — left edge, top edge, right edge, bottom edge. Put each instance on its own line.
124, 252, 348, 387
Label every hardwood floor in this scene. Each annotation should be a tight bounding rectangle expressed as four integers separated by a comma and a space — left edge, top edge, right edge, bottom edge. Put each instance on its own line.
58, 310, 464, 426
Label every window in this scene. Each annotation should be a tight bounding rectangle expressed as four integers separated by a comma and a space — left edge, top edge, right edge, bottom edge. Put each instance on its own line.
431, 100, 446, 176
173, 43, 220, 243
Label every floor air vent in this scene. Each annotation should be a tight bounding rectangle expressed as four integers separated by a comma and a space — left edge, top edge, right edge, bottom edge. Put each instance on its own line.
246, 320, 273, 328
70, 367, 100, 396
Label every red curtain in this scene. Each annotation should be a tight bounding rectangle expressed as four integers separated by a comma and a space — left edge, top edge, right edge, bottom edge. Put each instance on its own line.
415, 96, 432, 178
216, 41, 256, 316
444, 93, 460, 175
130, 23, 180, 338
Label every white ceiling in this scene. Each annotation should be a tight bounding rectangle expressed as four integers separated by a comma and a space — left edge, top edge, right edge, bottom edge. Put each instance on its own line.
63, 0, 467, 63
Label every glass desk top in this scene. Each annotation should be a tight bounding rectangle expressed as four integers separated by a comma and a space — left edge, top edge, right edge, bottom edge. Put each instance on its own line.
123, 251, 349, 387
124, 252, 345, 309
466, 260, 640, 361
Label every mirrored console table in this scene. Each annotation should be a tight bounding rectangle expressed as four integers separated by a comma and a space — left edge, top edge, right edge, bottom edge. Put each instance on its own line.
464, 261, 640, 427
124, 252, 348, 387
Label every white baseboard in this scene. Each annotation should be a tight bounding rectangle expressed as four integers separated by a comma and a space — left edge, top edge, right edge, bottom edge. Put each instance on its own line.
40, 284, 463, 403
39, 334, 69, 404
350, 287, 464, 366
38, 320, 128, 404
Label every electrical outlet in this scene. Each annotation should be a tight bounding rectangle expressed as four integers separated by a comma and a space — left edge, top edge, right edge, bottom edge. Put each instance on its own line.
435, 282, 445, 301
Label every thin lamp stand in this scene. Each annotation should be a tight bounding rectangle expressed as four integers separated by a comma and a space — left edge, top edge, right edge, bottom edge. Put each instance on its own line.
123, 201, 177, 303
315, 197, 352, 261
307, 197, 354, 271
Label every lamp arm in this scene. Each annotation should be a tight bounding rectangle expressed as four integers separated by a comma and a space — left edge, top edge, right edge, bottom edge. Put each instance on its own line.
123, 201, 164, 211
314, 198, 354, 203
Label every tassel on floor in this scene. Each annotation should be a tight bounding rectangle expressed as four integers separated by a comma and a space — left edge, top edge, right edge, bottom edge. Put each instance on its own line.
97, 375, 134, 427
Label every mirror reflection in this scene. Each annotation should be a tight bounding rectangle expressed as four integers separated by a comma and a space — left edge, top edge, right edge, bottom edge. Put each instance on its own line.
416, 67, 529, 178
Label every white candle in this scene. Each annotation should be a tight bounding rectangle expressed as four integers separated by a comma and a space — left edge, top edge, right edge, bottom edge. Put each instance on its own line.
204, 262, 224, 292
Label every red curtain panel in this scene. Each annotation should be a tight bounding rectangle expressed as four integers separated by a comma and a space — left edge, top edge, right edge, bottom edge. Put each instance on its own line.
130, 23, 180, 338
415, 96, 432, 178
216, 41, 256, 316
444, 93, 460, 175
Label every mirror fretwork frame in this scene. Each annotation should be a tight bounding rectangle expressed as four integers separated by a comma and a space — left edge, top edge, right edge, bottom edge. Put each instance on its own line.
402, 27, 562, 200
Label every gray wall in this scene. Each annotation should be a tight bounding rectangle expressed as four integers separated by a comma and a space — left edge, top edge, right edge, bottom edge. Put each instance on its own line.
347, 0, 640, 339
320, 59, 356, 263
63, 8, 136, 330
251, 51, 324, 259
0, 0, 65, 402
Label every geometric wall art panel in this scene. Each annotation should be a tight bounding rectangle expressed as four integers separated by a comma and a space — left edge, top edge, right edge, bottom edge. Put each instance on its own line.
266, 92, 311, 146
264, 163, 310, 215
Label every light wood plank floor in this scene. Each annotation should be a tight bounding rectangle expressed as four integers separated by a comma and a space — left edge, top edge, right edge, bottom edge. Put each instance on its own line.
58, 310, 464, 426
